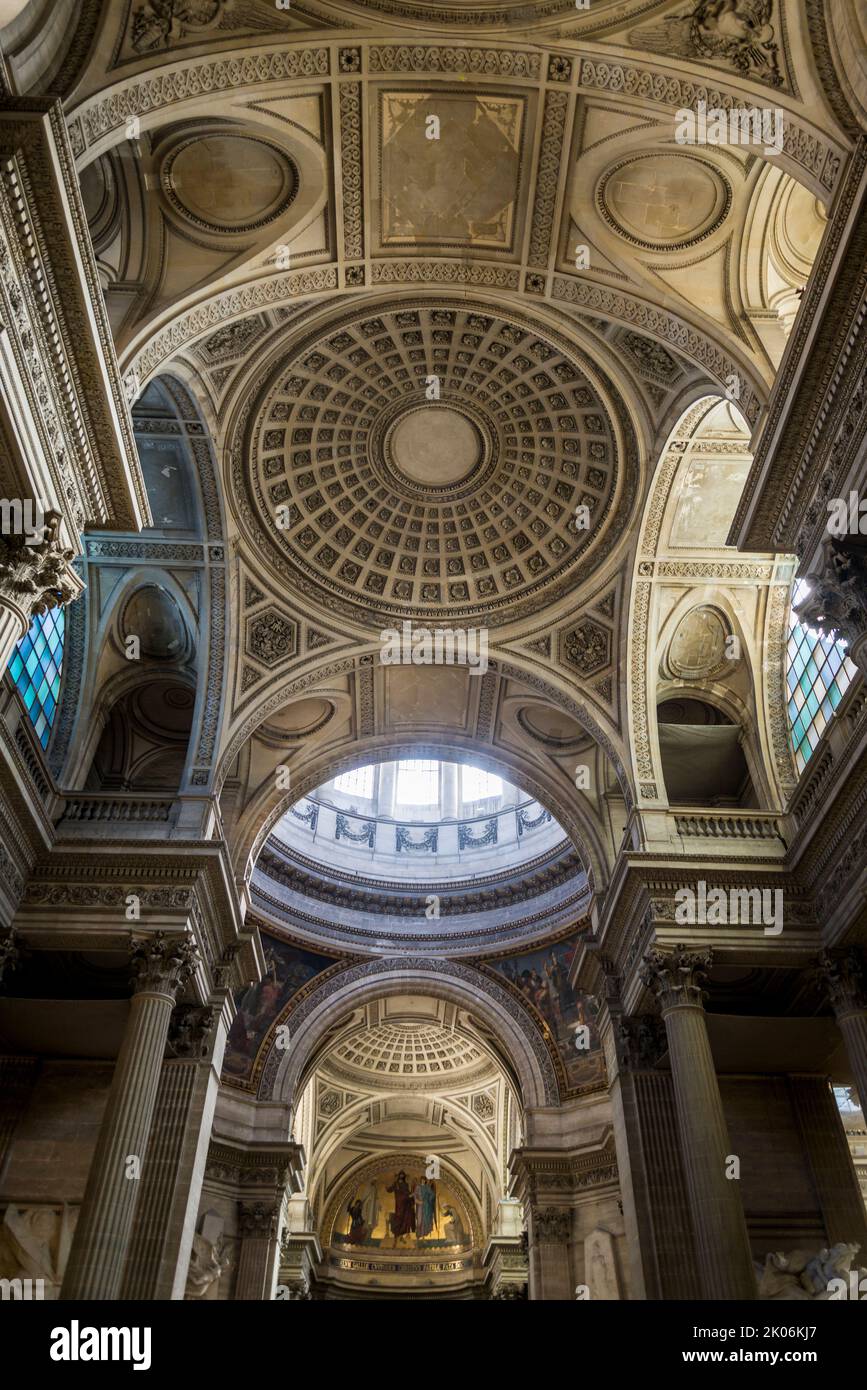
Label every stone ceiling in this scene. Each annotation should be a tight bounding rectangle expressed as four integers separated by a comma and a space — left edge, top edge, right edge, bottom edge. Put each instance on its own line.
238, 298, 634, 626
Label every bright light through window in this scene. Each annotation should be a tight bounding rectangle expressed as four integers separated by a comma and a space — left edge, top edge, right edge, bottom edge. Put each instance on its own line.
334, 766, 374, 799
786, 579, 856, 774
397, 759, 439, 804
462, 766, 502, 801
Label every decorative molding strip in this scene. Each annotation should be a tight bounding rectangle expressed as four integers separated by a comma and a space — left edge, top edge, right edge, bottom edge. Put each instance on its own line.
68, 48, 331, 159
338, 81, 363, 262
368, 46, 542, 78
128, 266, 339, 384
552, 276, 763, 424
527, 89, 568, 270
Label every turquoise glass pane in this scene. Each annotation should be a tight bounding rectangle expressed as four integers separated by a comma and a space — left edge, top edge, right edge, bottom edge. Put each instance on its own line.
786, 580, 856, 773
6, 608, 66, 749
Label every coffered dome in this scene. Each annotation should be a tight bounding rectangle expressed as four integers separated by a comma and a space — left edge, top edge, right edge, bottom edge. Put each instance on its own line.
237, 299, 636, 628
329, 1018, 487, 1085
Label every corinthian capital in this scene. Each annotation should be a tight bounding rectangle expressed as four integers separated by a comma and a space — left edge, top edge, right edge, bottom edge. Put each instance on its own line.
816, 949, 866, 1018
239, 1201, 280, 1240
795, 541, 867, 673
640, 945, 713, 1012
0, 511, 81, 623
130, 931, 199, 999
530, 1205, 570, 1244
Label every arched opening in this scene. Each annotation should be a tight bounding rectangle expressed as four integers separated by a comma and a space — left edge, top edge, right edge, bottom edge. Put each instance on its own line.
657, 696, 757, 808
85, 677, 195, 793
283, 990, 517, 1299
249, 753, 591, 957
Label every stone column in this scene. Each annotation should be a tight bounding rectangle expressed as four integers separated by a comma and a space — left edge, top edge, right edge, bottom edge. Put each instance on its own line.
789, 1074, 867, 1249
0, 511, 82, 670
441, 762, 459, 820
121, 1000, 228, 1300
526, 1204, 572, 1300
235, 1199, 283, 1301
277, 1229, 321, 1300
816, 949, 867, 1112
640, 946, 756, 1300
0, 1052, 38, 1188
607, 1004, 700, 1300
377, 761, 396, 819
61, 931, 198, 1301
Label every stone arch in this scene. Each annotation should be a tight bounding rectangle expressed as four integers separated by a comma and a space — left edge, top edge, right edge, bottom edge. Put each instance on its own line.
258, 955, 561, 1111
232, 726, 610, 897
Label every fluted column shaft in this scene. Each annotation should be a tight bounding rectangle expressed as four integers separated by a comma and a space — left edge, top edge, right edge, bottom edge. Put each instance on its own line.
641, 947, 756, 1300
526, 1204, 572, 1301
235, 1202, 282, 1301
61, 933, 197, 1301
0, 605, 27, 674
121, 1003, 226, 1300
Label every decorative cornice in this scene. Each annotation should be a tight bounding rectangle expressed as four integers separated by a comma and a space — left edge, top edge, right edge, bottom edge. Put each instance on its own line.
0, 102, 148, 531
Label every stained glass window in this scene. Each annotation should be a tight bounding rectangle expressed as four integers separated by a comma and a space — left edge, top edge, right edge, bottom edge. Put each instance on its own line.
8, 607, 65, 749
786, 580, 856, 774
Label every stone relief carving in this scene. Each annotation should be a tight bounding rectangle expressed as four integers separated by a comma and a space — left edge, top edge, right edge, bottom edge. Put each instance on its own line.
756, 1244, 867, 1300
630, 1, 785, 89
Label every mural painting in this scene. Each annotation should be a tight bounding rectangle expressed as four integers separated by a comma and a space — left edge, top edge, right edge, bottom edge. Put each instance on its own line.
485, 932, 604, 1091
223, 932, 331, 1081
334, 1169, 471, 1254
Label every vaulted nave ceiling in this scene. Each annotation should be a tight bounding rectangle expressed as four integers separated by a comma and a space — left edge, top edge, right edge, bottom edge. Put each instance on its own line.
2, 0, 867, 1314
56, 0, 857, 926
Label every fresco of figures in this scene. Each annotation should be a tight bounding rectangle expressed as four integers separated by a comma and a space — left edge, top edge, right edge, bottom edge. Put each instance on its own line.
334, 1168, 471, 1253
485, 932, 604, 1091
223, 933, 331, 1081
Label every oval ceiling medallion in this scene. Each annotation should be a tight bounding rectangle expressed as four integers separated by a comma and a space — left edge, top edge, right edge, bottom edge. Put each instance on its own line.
162, 134, 297, 234
666, 605, 731, 680
239, 299, 637, 628
598, 154, 731, 252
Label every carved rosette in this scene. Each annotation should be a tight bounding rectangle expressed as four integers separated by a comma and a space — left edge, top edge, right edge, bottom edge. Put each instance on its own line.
796, 540, 867, 674
130, 931, 199, 999
640, 945, 713, 1013
816, 949, 867, 1019
239, 1201, 280, 1240
530, 1205, 570, 1244
0, 511, 81, 630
